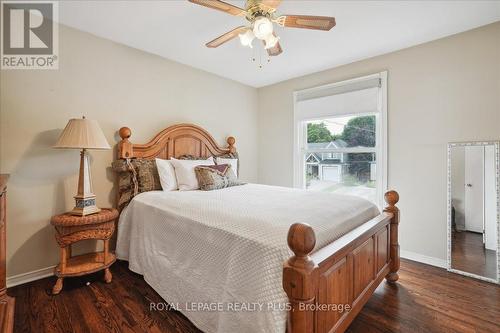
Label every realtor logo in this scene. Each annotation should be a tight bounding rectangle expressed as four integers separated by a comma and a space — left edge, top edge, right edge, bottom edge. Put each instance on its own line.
1, 1, 58, 69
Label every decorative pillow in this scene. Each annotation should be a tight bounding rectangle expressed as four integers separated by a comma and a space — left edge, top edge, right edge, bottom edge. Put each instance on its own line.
155, 158, 178, 191
215, 157, 238, 178
195, 164, 245, 191
170, 157, 214, 191
112, 165, 136, 211
112, 158, 162, 210
134, 159, 162, 193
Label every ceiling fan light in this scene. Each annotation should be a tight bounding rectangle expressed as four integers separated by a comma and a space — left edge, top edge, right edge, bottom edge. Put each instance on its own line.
238, 29, 255, 48
264, 34, 280, 49
253, 16, 274, 39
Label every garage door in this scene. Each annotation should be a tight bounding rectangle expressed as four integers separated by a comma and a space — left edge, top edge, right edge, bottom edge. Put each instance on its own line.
322, 166, 340, 182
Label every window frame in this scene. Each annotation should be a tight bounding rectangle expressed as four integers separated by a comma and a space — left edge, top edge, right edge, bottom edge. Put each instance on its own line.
293, 72, 388, 208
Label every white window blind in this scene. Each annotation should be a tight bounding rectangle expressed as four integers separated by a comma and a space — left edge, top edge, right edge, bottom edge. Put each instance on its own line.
296, 78, 381, 120
296, 77, 381, 102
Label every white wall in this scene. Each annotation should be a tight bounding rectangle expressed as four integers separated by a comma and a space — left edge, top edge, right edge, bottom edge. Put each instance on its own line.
257, 22, 500, 263
0, 24, 259, 277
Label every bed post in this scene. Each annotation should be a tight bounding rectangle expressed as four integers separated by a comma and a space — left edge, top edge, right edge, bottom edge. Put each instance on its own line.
383, 190, 400, 283
227, 136, 236, 153
118, 127, 133, 159
283, 223, 318, 333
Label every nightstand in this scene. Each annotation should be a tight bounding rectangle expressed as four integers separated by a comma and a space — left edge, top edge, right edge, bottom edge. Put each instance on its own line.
50, 208, 119, 295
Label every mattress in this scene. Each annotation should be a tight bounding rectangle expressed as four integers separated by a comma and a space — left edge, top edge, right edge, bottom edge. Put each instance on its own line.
116, 183, 379, 333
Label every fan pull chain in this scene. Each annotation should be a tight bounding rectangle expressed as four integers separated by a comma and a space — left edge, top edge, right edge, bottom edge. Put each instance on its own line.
250, 46, 271, 69
259, 49, 263, 69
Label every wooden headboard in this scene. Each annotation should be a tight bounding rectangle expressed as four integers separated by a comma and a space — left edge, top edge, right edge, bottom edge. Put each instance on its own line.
117, 123, 236, 160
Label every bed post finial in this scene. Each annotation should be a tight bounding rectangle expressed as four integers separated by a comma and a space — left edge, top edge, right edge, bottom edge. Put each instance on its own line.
119, 127, 131, 140
283, 223, 318, 333
384, 190, 400, 283
287, 223, 316, 257
227, 136, 236, 153
385, 190, 399, 207
118, 127, 133, 159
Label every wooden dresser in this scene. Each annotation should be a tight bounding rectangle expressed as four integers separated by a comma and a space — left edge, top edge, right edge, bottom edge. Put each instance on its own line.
0, 175, 14, 332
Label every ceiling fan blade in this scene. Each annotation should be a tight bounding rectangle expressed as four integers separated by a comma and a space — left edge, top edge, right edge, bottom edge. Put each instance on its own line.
260, 0, 282, 10
279, 15, 336, 31
206, 26, 248, 48
188, 0, 246, 16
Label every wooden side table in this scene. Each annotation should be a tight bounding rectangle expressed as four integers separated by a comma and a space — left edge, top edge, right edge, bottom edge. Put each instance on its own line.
50, 208, 119, 295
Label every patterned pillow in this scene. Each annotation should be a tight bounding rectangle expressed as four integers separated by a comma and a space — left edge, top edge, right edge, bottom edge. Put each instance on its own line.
112, 167, 135, 211
111, 158, 162, 210
133, 159, 162, 193
177, 154, 199, 160
194, 164, 245, 191
180, 153, 239, 173
214, 152, 239, 177
215, 157, 238, 178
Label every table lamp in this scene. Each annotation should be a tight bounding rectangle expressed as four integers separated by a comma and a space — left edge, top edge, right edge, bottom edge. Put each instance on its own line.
54, 116, 110, 216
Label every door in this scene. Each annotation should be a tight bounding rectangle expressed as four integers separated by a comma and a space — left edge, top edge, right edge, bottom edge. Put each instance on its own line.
464, 146, 484, 233
322, 166, 340, 182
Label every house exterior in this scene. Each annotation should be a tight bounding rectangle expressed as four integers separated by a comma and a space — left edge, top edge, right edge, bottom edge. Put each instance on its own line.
306, 140, 349, 183
307, 140, 377, 184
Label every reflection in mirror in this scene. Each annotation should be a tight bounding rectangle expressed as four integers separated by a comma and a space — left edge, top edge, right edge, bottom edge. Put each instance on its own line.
448, 142, 499, 283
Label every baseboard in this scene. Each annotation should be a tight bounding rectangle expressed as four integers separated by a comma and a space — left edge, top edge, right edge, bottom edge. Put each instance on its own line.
400, 250, 447, 268
6, 265, 55, 288
5, 251, 446, 288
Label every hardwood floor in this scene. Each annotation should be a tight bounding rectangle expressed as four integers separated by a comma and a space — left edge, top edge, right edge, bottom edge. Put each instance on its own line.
9, 259, 500, 333
451, 231, 497, 280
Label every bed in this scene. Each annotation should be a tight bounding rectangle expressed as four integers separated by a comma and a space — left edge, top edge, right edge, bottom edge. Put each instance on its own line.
114, 124, 400, 333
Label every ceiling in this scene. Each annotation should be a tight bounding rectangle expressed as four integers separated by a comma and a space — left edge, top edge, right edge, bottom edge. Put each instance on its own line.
58, 1, 500, 87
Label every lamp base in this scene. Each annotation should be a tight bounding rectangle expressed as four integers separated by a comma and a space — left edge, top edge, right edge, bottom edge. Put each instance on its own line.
70, 196, 101, 216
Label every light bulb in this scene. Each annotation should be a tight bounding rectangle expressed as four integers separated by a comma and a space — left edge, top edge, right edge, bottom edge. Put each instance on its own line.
238, 29, 255, 48
264, 34, 280, 49
253, 17, 273, 40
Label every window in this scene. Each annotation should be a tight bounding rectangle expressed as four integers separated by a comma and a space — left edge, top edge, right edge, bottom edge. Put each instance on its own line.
294, 72, 387, 207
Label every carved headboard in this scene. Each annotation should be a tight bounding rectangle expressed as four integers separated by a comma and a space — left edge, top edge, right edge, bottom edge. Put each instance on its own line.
117, 123, 236, 160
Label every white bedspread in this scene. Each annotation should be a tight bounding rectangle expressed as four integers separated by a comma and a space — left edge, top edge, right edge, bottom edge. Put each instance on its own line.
116, 184, 379, 333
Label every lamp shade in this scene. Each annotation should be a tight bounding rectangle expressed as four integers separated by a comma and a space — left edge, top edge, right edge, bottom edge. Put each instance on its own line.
54, 118, 110, 149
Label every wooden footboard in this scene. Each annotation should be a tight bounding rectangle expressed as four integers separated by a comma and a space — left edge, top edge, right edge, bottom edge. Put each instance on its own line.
283, 191, 400, 333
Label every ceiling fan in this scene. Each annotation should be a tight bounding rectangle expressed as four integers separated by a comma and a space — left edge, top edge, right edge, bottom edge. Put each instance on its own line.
188, 0, 336, 56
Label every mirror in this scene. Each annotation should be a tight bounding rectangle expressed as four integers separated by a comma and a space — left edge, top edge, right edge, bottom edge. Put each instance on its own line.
448, 142, 499, 283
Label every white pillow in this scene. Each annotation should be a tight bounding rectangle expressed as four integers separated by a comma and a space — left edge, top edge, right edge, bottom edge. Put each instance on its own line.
155, 158, 178, 191
170, 157, 214, 191
216, 157, 238, 178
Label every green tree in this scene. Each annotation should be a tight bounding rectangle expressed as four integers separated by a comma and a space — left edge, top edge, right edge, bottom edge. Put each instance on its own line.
341, 116, 376, 181
307, 122, 333, 143
341, 116, 375, 147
